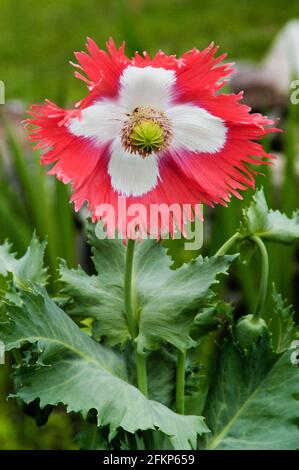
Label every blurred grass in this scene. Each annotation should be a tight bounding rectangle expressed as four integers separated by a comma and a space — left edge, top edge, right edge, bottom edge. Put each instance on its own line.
0, 0, 298, 451
0, 0, 299, 103
0, 118, 77, 286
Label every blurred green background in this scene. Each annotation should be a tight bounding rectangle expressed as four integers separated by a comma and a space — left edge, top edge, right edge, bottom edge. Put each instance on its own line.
0, 0, 298, 450
1, 0, 299, 103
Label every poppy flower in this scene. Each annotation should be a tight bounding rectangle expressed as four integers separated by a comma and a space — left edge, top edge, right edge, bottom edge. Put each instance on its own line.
26, 38, 276, 237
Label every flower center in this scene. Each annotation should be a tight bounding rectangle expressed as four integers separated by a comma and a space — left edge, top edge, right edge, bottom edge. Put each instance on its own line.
130, 121, 164, 153
121, 107, 172, 157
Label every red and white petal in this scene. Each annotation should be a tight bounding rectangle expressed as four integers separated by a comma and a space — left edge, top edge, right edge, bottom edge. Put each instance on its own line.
68, 99, 124, 143
119, 155, 210, 237
119, 66, 176, 111
26, 101, 108, 191
166, 122, 274, 205
167, 103, 227, 154
108, 138, 159, 197
175, 45, 234, 101
73, 38, 131, 106
70, 151, 112, 216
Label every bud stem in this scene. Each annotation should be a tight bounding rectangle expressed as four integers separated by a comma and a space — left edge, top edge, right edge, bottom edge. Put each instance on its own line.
216, 232, 269, 321
250, 236, 269, 321
215, 232, 241, 256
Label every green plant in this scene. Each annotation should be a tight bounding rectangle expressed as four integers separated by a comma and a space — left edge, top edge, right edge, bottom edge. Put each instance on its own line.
0, 188, 298, 450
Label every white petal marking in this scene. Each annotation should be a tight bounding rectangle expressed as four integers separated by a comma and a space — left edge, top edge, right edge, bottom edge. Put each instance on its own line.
68, 100, 125, 143
108, 138, 159, 197
119, 66, 176, 111
167, 104, 227, 153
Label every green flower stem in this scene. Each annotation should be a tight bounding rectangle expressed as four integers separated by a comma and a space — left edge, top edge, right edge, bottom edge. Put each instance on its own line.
215, 231, 269, 320
176, 350, 186, 414
124, 239, 148, 396
250, 236, 269, 321
215, 232, 241, 256
135, 350, 148, 397
124, 239, 138, 339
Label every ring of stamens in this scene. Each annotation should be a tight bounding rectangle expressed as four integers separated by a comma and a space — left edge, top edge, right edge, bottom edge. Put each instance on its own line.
121, 107, 172, 158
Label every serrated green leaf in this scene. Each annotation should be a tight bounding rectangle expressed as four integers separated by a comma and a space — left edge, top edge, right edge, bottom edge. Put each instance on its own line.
59, 223, 129, 346
0, 234, 48, 287
88, 224, 126, 286
59, 261, 128, 347
240, 188, 299, 244
267, 286, 297, 353
162, 237, 200, 269
200, 339, 299, 450
60, 223, 236, 351
135, 245, 236, 352
0, 286, 209, 450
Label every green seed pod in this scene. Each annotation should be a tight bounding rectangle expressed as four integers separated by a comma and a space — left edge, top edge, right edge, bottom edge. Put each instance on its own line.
130, 120, 164, 154
235, 314, 268, 351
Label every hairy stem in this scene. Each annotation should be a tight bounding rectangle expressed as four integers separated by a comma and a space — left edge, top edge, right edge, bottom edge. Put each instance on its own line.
250, 236, 269, 321
124, 239, 148, 396
135, 350, 148, 396
124, 239, 138, 338
215, 232, 241, 256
